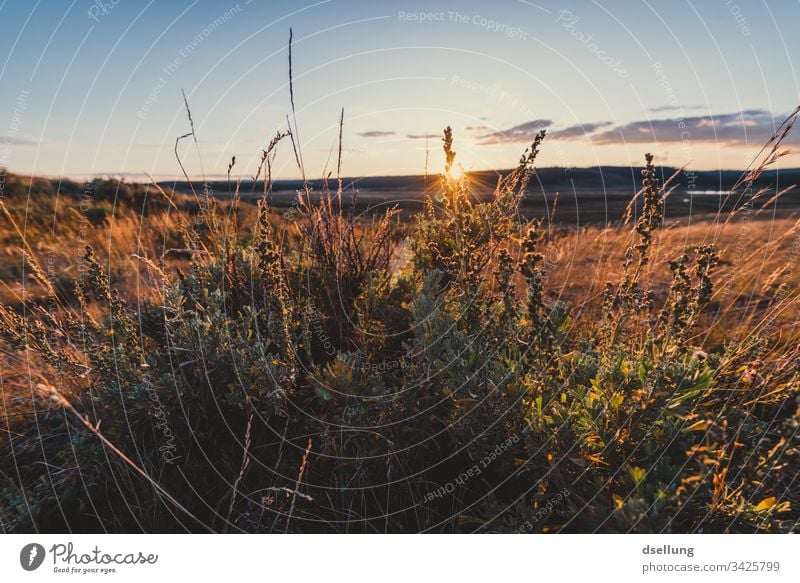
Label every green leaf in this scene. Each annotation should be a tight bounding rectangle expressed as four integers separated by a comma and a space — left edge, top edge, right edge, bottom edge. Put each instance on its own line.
315, 387, 332, 401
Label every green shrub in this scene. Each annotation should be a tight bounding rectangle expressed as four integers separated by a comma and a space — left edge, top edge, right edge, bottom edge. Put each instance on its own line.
0, 129, 797, 533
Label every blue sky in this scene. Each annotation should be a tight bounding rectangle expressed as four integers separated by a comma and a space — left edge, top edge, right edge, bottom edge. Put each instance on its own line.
2, 0, 800, 179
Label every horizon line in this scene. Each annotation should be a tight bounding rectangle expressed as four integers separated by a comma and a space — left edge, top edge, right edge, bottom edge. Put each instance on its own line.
3, 164, 796, 185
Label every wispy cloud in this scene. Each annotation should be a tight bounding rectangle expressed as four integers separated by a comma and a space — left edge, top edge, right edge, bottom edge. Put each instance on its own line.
588, 110, 795, 146
356, 110, 794, 151
538, 110, 796, 147
647, 104, 704, 113
548, 122, 613, 140
1, 134, 52, 147
477, 119, 553, 144
358, 130, 396, 138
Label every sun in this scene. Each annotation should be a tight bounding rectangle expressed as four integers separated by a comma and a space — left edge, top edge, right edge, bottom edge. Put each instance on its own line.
447, 164, 465, 181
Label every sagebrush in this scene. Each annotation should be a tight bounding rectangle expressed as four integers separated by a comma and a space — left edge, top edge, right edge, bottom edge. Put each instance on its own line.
0, 123, 798, 533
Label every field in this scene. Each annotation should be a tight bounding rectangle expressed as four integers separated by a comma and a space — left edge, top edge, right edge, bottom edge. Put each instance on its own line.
0, 125, 799, 533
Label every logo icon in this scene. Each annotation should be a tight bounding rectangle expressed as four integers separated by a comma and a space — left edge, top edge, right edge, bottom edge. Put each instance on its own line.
20, 543, 46, 571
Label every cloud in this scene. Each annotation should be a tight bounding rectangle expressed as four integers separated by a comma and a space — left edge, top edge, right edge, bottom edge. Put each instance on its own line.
534, 110, 796, 147
357, 130, 396, 138
1, 134, 51, 147
648, 104, 704, 113
548, 122, 613, 141
477, 119, 553, 144
589, 110, 796, 146
406, 133, 440, 139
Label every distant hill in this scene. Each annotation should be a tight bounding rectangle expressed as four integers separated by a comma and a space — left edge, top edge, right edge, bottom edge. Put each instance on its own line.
2, 166, 798, 225
162, 166, 800, 199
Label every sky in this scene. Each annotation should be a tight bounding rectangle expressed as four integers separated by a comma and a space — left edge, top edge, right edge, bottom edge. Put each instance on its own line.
1, 0, 800, 180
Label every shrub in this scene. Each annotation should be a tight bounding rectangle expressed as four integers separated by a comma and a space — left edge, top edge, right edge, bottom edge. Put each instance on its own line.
0, 126, 798, 534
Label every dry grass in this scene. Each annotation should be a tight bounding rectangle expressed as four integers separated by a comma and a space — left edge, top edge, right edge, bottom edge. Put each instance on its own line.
544, 214, 800, 345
